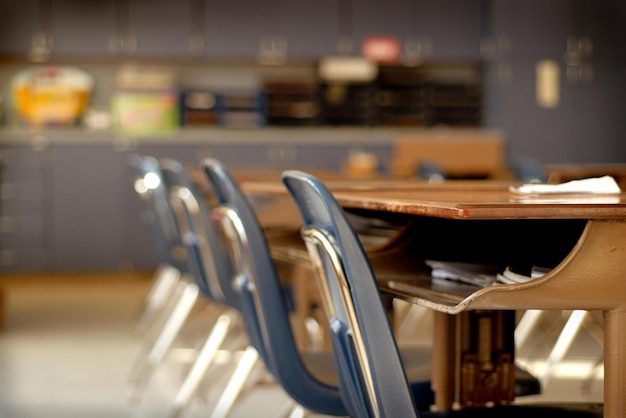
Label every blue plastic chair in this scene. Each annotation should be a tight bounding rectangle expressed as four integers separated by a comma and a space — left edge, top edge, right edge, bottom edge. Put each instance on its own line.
201, 158, 442, 417
159, 159, 239, 308
281, 169, 604, 418
128, 154, 188, 334
201, 158, 349, 416
128, 155, 203, 395
510, 155, 548, 183
158, 158, 248, 417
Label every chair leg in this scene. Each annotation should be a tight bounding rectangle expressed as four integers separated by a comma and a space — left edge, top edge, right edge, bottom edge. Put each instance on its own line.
580, 354, 604, 394
541, 310, 589, 386
285, 403, 307, 418
171, 312, 235, 418
514, 309, 544, 350
209, 346, 260, 418
129, 281, 200, 395
134, 264, 181, 335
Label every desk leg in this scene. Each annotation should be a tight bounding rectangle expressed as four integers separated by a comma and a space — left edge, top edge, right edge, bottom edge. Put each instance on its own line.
604, 310, 626, 418
432, 311, 455, 411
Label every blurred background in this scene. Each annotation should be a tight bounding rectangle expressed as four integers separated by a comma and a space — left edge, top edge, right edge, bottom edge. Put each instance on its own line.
0, 0, 624, 272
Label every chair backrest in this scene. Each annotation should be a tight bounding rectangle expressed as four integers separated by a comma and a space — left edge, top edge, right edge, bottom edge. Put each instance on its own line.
281, 170, 420, 418
510, 155, 547, 183
128, 154, 188, 273
158, 158, 239, 310
201, 158, 346, 416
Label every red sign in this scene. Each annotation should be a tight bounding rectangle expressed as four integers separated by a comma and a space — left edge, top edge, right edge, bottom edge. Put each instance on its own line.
362, 36, 401, 64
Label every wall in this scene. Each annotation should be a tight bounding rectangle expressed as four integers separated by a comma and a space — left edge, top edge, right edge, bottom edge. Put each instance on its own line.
481, 0, 626, 164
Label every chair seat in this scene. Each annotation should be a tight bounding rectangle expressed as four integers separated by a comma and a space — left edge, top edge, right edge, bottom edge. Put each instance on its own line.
299, 344, 433, 388
299, 335, 541, 411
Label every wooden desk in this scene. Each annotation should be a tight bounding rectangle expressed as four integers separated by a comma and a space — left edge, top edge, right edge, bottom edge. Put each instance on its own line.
243, 179, 626, 417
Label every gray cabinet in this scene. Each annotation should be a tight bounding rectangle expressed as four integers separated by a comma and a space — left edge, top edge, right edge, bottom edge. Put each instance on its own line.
270, 0, 339, 59
491, 0, 575, 59
578, 0, 626, 59
483, 0, 626, 164
0, 0, 40, 56
0, 146, 55, 271
0, 0, 485, 61
52, 0, 118, 57
52, 145, 132, 270
205, 0, 338, 60
417, 0, 483, 60
351, 0, 483, 61
128, 0, 195, 58
204, 0, 269, 59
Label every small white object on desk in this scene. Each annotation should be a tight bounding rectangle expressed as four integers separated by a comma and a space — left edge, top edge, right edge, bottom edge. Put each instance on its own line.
510, 175, 621, 195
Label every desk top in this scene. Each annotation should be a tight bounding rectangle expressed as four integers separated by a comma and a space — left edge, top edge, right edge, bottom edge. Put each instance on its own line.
243, 179, 626, 220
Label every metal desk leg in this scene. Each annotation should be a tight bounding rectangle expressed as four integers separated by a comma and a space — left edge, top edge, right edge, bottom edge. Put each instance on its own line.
458, 310, 515, 407
604, 309, 626, 418
432, 311, 456, 411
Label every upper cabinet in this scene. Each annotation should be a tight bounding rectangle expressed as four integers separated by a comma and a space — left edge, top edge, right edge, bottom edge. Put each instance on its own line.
267, 0, 340, 60
0, 0, 484, 62
203, 0, 338, 61
579, 0, 626, 59
52, 0, 117, 57
490, 0, 626, 60
204, 0, 272, 59
351, 0, 483, 61
0, 0, 42, 56
4, 0, 620, 63
127, 0, 195, 58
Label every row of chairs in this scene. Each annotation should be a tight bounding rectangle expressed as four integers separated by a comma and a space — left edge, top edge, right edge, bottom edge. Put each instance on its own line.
129, 155, 603, 417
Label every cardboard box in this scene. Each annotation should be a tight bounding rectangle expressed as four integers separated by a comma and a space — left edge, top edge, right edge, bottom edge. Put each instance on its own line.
390, 130, 505, 178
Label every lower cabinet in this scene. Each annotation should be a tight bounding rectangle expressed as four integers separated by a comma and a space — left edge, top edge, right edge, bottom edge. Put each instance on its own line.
0, 139, 392, 272
52, 145, 152, 271
0, 146, 55, 271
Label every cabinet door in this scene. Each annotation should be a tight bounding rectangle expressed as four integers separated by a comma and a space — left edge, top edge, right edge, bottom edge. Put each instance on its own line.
351, 0, 482, 61
417, 0, 482, 60
0, 0, 40, 55
352, 0, 410, 44
52, 145, 130, 270
0, 146, 55, 271
205, 0, 268, 59
52, 0, 117, 57
270, 0, 339, 59
492, 0, 574, 59
128, 0, 194, 58
580, 0, 626, 59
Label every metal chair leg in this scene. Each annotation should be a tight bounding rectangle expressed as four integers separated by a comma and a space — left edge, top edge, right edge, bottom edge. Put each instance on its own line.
541, 310, 589, 386
129, 281, 200, 394
515, 309, 544, 350
581, 354, 604, 394
286, 403, 307, 418
209, 346, 260, 418
134, 264, 181, 335
171, 312, 235, 418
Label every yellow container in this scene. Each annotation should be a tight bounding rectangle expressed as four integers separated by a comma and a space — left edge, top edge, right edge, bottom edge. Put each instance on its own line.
11, 66, 93, 127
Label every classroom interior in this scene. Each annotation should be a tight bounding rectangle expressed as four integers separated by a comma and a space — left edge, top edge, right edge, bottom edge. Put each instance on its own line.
0, 0, 624, 417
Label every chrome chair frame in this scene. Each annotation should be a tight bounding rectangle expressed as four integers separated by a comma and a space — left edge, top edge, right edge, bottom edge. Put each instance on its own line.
159, 158, 249, 418
128, 156, 201, 395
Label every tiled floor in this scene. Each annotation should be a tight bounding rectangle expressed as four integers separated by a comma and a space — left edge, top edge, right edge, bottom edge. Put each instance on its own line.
0, 272, 604, 418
